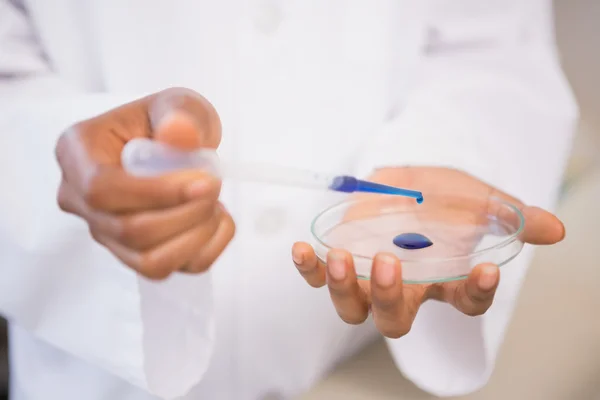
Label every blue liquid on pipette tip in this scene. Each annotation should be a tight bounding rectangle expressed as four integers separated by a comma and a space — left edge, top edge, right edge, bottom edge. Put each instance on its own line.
328, 176, 423, 203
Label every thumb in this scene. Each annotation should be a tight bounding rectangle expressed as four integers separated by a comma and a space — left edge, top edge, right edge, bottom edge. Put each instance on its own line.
520, 206, 566, 245
153, 111, 208, 150
148, 88, 222, 150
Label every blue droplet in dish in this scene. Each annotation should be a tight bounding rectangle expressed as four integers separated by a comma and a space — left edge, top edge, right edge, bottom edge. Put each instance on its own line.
392, 233, 433, 250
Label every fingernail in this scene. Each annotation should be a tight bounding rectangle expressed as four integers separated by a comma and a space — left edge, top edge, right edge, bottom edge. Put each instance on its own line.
157, 111, 196, 130
374, 255, 396, 288
292, 251, 303, 265
328, 253, 347, 281
478, 265, 498, 291
155, 111, 177, 130
154, 110, 207, 149
186, 179, 212, 198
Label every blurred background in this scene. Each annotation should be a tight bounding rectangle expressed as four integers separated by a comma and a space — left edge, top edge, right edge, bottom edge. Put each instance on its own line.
0, 0, 597, 399
0, 318, 6, 400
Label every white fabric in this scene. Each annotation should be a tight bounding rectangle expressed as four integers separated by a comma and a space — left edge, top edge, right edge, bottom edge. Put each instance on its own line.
0, 0, 577, 399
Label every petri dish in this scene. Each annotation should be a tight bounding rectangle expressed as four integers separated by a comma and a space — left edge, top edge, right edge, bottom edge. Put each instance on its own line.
310, 193, 525, 284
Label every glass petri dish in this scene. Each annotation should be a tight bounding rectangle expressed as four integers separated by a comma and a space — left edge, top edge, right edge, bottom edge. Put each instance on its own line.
310, 193, 525, 284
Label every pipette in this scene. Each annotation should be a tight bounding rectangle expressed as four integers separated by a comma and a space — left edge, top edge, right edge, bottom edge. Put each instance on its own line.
121, 138, 424, 202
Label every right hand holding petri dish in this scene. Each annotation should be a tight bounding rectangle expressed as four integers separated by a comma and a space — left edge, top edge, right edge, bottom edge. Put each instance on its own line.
292, 167, 565, 337
308, 166, 565, 283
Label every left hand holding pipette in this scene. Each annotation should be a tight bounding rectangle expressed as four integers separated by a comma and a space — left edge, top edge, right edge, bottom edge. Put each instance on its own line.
292, 167, 565, 338
55, 87, 235, 279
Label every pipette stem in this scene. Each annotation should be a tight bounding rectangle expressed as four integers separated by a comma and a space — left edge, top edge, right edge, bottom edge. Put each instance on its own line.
329, 176, 423, 203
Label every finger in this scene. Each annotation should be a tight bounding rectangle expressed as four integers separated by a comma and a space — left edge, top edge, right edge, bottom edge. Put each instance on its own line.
89, 231, 171, 280
488, 188, 565, 245
326, 250, 370, 324
57, 180, 80, 216
148, 87, 222, 150
81, 167, 220, 213
451, 263, 499, 317
292, 242, 326, 288
93, 209, 222, 279
370, 253, 416, 338
182, 204, 236, 273
85, 182, 221, 250
520, 206, 565, 245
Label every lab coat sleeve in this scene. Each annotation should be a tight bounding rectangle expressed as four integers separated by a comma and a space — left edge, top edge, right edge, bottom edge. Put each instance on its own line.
0, 2, 214, 398
354, 1, 578, 397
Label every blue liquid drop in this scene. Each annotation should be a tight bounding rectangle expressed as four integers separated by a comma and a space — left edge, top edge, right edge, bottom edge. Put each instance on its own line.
392, 233, 433, 250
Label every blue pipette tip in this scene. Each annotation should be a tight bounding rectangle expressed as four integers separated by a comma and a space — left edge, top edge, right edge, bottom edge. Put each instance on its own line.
329, 176, 423, 203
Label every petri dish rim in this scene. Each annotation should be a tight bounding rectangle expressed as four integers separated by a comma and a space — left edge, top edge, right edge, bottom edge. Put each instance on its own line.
310, 194, 525, 265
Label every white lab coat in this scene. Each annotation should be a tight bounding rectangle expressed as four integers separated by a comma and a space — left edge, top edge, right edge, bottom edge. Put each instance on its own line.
0, 1, 577, 399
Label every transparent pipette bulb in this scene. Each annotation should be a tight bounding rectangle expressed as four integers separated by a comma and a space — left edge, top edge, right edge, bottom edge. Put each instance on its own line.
122, 138, 334, 188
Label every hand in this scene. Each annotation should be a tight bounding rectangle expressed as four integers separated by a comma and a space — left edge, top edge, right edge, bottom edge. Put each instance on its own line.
55, 87, 235, 279
292, 167, 565, 338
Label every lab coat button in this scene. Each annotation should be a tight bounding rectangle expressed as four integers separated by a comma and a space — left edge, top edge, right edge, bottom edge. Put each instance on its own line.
254, 207, 286, 235
253, 0, 283, 35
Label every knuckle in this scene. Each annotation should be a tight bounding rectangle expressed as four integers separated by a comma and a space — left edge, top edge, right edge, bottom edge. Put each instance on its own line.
222, 212, 236, 241
57, 198, 70, 213
187, 254, 213, 274
202, 212, 223, 239
114, 216, 145, 245
82, 188, 102, 210
210, 209, 235, 242
143, 268, 172, 280
88, 227, 105, 246
186, 260, 211, 274
136, 267, 172, 280
136, 254, 172, 280
195, 182, 221, 203
54, 132, 70, 165
192, 247, 226, 273
136, 254, 158, 275
182, 211, 237, 274
81, 170, 106, 210
190, 250, 221, 274
188, 249, 220, 274
56, 184, 72, 213
55, 127, 84, 176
